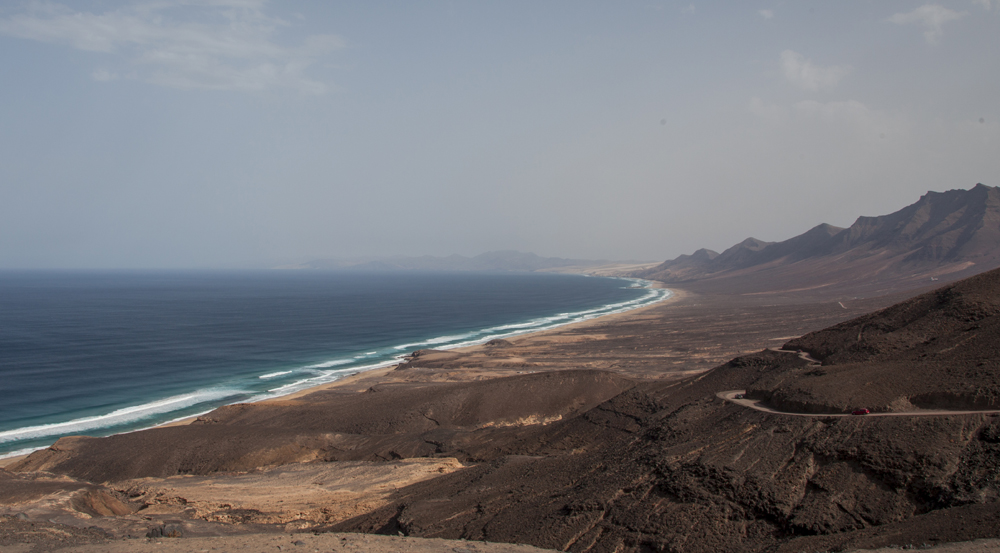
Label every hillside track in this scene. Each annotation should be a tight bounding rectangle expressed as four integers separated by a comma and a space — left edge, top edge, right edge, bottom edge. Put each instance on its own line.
717, 390, 1000, 417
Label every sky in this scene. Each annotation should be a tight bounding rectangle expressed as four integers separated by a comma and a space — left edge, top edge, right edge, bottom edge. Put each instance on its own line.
0, 1, 998, 269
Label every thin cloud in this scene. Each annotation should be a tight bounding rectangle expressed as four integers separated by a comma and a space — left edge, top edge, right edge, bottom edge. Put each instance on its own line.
759, 9, 774, 19
780, 50, 852, 91
888, 4, 967, 43
91, 69, 119, 81
0, 0, 344, 93
972, 0, 992, 11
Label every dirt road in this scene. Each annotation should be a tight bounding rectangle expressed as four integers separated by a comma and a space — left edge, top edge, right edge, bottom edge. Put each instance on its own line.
717, 390, 1000, 417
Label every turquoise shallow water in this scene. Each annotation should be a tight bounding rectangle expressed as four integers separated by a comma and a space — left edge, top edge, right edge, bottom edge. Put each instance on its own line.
0, 270, 669, 458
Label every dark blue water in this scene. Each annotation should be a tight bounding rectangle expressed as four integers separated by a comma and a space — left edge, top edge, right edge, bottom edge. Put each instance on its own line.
0, 270, 669, 457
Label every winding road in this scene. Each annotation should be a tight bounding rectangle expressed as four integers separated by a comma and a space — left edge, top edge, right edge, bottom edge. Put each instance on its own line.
716, 390, 1000, 418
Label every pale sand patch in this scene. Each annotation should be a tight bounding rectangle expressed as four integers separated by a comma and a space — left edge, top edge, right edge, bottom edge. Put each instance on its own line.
45, 532, 558, 553
0, 456, 27, 468
538, 262, 661, 276
116, 458, 466, 527
848, 538, 1000, 552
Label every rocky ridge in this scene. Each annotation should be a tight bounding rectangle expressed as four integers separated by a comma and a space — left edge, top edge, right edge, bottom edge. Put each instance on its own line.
640, 184, 1000, 295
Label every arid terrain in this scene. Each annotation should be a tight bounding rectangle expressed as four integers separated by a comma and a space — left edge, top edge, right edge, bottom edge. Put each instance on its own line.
0, 279, 917, 552
0, 271, 984, 552
4, 186, 1000, 552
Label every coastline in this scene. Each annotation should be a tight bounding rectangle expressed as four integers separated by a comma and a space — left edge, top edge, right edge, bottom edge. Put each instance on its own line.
1, 276, 673, 466
261, 280, 680, 403
2, 275, 928, 552
165, 280, 676, 406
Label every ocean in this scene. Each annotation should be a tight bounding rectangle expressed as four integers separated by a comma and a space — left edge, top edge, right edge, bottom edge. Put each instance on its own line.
0, 270, 669, 459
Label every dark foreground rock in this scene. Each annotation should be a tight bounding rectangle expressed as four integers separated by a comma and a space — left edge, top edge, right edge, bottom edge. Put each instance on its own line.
754, 266, 1000, 413
325, 348, 1000, 552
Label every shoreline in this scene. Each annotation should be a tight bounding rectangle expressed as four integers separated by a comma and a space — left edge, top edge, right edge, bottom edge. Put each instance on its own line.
1, 277, 675, 467
4, 271, 984, 552
264, 281, 680, 403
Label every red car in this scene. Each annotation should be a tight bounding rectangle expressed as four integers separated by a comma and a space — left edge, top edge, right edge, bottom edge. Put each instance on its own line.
851, 409, 870, 416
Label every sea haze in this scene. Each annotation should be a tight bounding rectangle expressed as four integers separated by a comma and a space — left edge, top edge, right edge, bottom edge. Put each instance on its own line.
0, 270, 669, 457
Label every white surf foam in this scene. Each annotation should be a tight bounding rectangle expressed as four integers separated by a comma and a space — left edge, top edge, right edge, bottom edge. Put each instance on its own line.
393, 331, 479, 351
249, 357, 407, 402
390, 280, 669, 355
0, 388, 245, 445
302, 358, 353, 369
402, 279, 671, 353
259, 370, 294, 379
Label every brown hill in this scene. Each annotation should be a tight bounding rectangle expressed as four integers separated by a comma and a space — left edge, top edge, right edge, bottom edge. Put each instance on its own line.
10, 370, 635, 483
635, 247, 719, 282
748, 265, 1000, 413
640, 183, 1000, 295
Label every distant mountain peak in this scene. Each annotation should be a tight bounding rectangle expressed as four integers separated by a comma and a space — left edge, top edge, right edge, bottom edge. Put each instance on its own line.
733, 237, 772, 251
691, 248, 720, 261
807, 223, 844, 235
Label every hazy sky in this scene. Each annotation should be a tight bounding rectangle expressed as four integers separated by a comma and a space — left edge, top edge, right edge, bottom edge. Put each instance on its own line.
1, 1, 997, 268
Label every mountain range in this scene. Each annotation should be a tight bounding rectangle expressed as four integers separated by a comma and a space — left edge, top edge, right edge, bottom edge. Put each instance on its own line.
639, 183, 1000, 295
